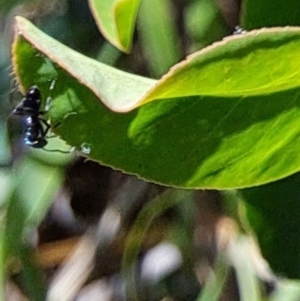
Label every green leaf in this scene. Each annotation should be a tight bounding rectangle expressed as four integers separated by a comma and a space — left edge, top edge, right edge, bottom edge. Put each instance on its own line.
1, 156, 63, 300
137, 0, 182, 77
14, 157, 64, 226
184, 0, 227, 51
242, 0, 300, 30
88, 0, 140, 53
3, 158, 63, 247
141, 28, 300, 101
13, 16, 156, 112
12, 17, 300, 189
242, 173, 300, 278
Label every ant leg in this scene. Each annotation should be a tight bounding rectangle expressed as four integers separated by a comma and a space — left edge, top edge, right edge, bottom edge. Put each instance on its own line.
38, 116, 73, 154
39, 119, 62, 138
47, 122, 62, 138
53, 122, 61, 129
39, 118, 51, 137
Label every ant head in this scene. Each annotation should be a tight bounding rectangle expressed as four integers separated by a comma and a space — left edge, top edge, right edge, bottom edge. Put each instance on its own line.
13, 86, 42, 115
23, 86, 41, 107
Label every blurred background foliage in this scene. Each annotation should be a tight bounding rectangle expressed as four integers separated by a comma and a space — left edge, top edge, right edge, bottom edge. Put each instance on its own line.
2, 0, 300, 301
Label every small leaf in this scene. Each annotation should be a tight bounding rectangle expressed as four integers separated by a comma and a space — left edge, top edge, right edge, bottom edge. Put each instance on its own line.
88, 0, 140, 53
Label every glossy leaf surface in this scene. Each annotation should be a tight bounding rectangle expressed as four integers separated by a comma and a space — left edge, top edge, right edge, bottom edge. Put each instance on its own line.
12, 17, 300, 189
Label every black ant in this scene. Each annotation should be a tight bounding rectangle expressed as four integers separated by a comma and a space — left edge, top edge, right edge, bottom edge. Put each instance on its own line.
13, 86, 70, 153
13, 86, 49, 148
